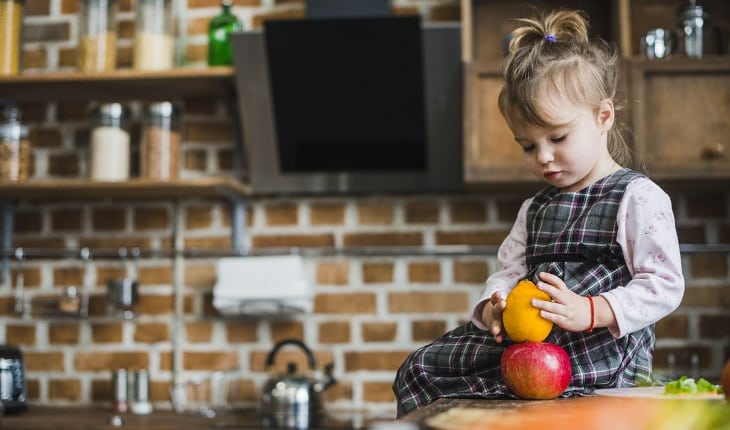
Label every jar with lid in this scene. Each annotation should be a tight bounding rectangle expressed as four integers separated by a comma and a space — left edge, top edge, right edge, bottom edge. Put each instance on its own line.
0, 105, 30, 182
141, 102, 180, 181
678, 0, 712, 57
0, 0, 24, 76
78, 0, 118, 73
90, 103, 130, 181
133, 0, 174, 70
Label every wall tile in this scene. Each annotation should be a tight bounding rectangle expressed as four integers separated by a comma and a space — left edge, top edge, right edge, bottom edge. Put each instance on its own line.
49, 323, 80, 344
311, 202, 345, 225
314, 293, 376, 314
74, 351, 150, 371
450, 200, 486, 223
183, 351, 238, 370
264, 203, 298, 226
316, 261, 349, 285
357, 202, 394, 225
6, 324, 36, 345
49, 379, 81, 401
318, 321, 351, 344
407, 261, 441, 283
388, 291, 470, 313
271, 321, 304, 342
134, 322, 170, 343
252, 233, 334, 248
91, 322, 123, 343
453, 261, 487, 283
343, 232, 421, 247
362, 262, 394, 283
361, 322, 397, 342
404, 200, 439, 224
25, 352, 65, 371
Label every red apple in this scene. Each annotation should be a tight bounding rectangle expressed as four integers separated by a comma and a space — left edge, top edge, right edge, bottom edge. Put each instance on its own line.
501, 342, 571, 400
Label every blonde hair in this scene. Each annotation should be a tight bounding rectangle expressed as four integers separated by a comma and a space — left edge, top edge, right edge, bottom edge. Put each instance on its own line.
498, 10, 631, 167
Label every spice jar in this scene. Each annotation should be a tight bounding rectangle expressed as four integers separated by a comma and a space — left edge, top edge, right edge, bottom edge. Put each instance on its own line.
0, 105, 29, 182
141, 102, 180, 181
0, 0, 24, 76
133, 0, 174, 70
78, 0, 117, 73
678, 0, 710, 58
90, 103, 130, 181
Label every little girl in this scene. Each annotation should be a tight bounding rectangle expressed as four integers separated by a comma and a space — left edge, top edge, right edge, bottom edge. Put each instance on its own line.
393, 9, 685, 417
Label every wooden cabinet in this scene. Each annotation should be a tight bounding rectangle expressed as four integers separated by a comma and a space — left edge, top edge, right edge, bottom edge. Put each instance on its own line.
461, 0, 730, 183
629, 57, 730, 180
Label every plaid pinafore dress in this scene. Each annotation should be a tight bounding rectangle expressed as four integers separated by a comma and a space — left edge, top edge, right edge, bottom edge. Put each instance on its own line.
393, 169, 654, 418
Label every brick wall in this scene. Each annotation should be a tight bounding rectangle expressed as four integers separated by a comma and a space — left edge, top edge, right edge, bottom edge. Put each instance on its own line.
3, 0, 729, 417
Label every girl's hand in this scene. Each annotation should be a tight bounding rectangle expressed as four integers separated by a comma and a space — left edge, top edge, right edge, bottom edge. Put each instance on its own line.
532, 272, 593, 332
481, 291, 507, 343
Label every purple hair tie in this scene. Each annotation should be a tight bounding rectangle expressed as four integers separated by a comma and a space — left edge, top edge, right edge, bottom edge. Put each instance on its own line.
544, 34, 557, 43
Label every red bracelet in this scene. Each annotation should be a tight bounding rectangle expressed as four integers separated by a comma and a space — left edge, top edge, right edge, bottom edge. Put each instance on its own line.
585, 295, 595, 334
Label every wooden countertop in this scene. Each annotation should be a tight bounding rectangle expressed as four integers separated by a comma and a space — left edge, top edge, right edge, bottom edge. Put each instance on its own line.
1, 406, 392, 430
403, 395, 730, 430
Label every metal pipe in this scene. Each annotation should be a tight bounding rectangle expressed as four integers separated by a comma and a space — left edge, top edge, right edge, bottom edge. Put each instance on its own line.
1, 243, 730, 259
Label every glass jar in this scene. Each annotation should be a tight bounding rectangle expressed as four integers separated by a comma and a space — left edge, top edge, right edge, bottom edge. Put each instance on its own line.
78, 0, 117, 73
90, 103, 130, 181
207, 0, 243, 66
133, 0, 174, 70
0, 0, 24, 76
141, 102, 180, 181
0, 106, 29, 182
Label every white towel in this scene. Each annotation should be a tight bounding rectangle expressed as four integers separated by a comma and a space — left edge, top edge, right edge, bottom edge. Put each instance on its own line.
212, 255, 312, 316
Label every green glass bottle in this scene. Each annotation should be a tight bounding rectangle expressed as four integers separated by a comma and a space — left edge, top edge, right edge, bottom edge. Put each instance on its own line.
207, 1, 243, 66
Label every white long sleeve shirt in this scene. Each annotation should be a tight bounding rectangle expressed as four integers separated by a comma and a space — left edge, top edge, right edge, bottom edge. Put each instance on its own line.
471, 177, 685, 339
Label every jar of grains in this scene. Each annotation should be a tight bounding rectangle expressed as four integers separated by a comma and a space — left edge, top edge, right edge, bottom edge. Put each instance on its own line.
78, 0, 117, 73
0, 106, 29, 182
90, 103, 130, 181
0, 0, 24, 76
133, 0, 174, 70
141, 102, 180, 181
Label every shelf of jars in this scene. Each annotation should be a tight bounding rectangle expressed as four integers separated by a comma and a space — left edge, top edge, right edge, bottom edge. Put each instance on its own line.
0, 177, 250, 200
0, 67, 235, 103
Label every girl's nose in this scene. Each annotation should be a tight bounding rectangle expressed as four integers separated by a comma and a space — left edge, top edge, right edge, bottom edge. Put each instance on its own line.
536, 146, 553, 165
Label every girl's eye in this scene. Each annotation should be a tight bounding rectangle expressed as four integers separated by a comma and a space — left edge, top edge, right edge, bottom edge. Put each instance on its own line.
551, 135, 566, 143
521, 145, 535, 153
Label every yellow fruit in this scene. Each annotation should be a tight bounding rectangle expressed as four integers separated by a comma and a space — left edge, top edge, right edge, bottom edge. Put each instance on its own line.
503, 279, 553, 343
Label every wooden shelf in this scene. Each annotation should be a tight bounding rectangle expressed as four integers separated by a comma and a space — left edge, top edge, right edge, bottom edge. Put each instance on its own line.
628, 56, 730, 73
0, 67, 235, 103
0, 177, 250, 200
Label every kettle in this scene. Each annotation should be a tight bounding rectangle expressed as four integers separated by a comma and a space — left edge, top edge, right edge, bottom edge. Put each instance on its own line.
260, 339, 336, 429
0, 344, 27, 414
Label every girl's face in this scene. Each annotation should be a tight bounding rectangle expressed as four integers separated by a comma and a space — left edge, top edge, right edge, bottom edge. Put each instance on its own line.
510, 97, 617, 193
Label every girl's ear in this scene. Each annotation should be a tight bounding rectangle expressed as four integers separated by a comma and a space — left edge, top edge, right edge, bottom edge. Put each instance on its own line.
597, 98, 614, 131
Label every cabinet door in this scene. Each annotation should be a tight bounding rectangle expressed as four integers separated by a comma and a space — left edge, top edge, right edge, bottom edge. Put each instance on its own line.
630, 59, 730, 179
463, 64, 534, 183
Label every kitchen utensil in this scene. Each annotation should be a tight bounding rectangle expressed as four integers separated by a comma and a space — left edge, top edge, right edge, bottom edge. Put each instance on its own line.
0, 345, 26, 414
106, 278, 138, 319
641, 28, 676, 59
111, 369, 129, 413
169, 369, 239, 417
259, 339, 336, 429
678, 0, 709, 57
130, 369, 153, 415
